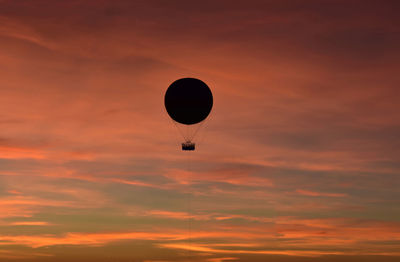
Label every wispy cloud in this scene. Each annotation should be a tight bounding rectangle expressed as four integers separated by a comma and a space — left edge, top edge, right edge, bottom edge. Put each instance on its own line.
295, 189, 348, 198
9, 221, 51, 226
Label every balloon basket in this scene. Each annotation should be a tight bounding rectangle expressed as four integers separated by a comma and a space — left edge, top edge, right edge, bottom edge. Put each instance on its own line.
182, 141, 195, 151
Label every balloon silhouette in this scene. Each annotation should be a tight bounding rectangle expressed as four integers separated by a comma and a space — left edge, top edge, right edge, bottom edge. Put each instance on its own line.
165, 78, 213, 150
165, 78, 213, 125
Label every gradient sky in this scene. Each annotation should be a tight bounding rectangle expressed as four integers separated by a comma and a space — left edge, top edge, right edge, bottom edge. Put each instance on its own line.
0, 1, 400, 261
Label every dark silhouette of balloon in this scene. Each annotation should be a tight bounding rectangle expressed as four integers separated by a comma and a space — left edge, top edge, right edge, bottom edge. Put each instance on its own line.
165, 78, 213, 125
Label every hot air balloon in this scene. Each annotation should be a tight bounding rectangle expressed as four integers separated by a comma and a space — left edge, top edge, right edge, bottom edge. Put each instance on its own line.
165, 78, 213, 150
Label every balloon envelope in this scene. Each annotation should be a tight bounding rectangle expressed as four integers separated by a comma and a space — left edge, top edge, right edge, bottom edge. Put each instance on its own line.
165, 78, 213, 125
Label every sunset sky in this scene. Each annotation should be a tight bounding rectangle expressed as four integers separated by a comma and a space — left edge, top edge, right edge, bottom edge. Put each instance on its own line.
0, 1, 400, 261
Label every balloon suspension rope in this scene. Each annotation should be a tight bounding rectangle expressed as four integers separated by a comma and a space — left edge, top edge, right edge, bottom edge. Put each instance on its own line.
187, 150, 192, 261
171, 119, 186, 141
171, 120, 205, 143
189, 121, 205, 142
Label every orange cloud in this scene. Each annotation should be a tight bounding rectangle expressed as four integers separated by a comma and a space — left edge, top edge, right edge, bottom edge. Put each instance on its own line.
0, 191, 107, 218
159, 243, 346, 257
10, 221, 51, 226
7, 189, 22, 195
295, 189, 348, 197
0, 216, 398, 252
0, 232, 185, 248
147, 210, 192, 220
206, 257, 238, 262
111, 178, 164, 189
0, 146, 46, 159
